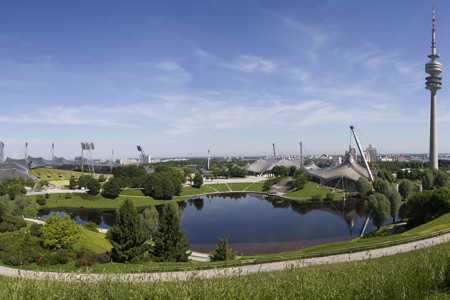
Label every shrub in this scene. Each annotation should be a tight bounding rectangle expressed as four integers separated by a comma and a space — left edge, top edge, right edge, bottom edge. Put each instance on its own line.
30, 223, 43, 237
0, 231, 43, 266
311, 194, 323, 202
293, 170, 307, 190
422, 170, 434, 190
101, 178, 122, 199
39, 249, 73, 266
0, 215, 26, 233
83, 222, 98, 232
192, 172, 203, 188
75, 248, 97, 267
434, 171, 449, 188
36, 195, 47, 206
96, 252, 111, 264
324, 192, 335, 202
41, 215, 81, 249
210, 239, 235, 262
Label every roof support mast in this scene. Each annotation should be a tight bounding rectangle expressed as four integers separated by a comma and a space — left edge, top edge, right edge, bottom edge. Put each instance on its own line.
350, 125, 374, 182
350, 125, 375, 237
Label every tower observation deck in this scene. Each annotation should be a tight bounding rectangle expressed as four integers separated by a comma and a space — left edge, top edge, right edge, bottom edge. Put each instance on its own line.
425, 10, 443, 171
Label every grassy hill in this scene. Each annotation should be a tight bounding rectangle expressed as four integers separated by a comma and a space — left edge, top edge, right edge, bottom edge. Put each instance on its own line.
0, 241, 448, 299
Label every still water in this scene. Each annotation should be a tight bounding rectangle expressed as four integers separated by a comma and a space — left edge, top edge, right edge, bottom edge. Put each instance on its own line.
38, 193, 376, 255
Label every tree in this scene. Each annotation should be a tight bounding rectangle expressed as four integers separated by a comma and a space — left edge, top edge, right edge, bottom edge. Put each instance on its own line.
422, 170, 434, 190
153, 204, 190, 262
434, 171, 449, 188
356, 177, 370, 196
41, 215, 81, 249
69, 176, 78, 190
293, 170, 307, 190
109, 199, 150, 262
141, 206, 159, 236
368, 193, 391, 229
210, 239, 235, 261
373, 178, 390, 196
398, 180, 415, 200
272, 166, 289, 177
386, 189, 402, 222
192, 172, 203, 188
101, 178, 122, 199
85, 177, 101, 196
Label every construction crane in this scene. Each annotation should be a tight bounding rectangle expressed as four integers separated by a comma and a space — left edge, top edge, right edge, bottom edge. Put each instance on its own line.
137, 145, 149, 165
350, 125, 375, 237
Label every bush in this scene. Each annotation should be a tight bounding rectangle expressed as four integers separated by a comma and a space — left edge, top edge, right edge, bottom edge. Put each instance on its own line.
192, 172, 203, 188
405, 187, 450, 227
0, 215, 26, 233
101, 178, 122, 199
311, 194, 323, 202
96, 252, 111, 264
293, 170, 307, 190
0, 231, 43, 266
324, 192, 335, 202
39, 249, 73, 266
83, 222, 98, 232
41, 215, 81, 249
36, 195, 47, 206
434, 171, 449, 188
262, 177, 282, 192
210, 239, 235, 262
75, 248, 97, 267
30, 223, 43, 237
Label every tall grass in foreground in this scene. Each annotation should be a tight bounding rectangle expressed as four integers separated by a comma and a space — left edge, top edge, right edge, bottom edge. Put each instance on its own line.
1, 243, 450, 299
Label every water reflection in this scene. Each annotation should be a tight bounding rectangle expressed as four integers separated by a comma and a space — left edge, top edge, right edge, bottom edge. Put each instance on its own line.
38, 193, 377, 255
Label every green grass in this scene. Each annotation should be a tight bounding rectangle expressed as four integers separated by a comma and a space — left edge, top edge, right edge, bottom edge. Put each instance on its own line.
0, 242, 449, 299
30, 168, 86, 180
180, 185, 216, 196
119, 188, 145, 197
74, 228, 112, 254
285, 182, 343, 200
48, 180, 70, 187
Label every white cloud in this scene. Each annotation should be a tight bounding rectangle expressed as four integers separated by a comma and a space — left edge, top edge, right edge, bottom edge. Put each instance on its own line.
155, 61, 192, 85
221, 55, 277, 74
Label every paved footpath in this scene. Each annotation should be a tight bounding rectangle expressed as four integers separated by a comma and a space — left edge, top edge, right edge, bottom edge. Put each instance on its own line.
1, 232, 449, 283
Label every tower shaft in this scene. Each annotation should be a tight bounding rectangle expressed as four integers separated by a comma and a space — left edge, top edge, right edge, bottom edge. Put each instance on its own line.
430, 92, 438, 170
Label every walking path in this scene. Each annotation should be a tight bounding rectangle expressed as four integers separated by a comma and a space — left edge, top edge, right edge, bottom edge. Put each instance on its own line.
0, 231, 449, 283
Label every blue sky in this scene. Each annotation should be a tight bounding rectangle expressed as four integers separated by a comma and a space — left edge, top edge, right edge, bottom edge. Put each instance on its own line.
0, 0, 448, 159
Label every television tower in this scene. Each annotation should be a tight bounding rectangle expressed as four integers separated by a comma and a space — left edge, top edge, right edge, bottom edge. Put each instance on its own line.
425, 10, 443, 171
0, 141, 4, 163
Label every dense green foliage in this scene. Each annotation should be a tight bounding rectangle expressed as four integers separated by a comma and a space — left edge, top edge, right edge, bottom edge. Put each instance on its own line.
192, 172, 203, 188
404, 187, 450, 227
153, 204, 190, 262
141, 206, 159, 236
78, 175, 101, 196
262, 177, 282, 191
386, 189, 402, 222
373, 178, 390, 195
210, 239, 235, 261
41, 215, 81, 249
368, 193, 391, 229
0, 178, 26, 200
108, 199, 150, 262
101, 178, 122, 199
271, 165, 289, 177
292, 169, 307, 190
422, 170, 434, 190
434, 170, 449, 188
355, 177, 370, 195
398, 179, 415, 199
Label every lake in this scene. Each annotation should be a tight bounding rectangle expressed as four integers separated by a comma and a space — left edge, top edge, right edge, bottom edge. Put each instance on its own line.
38, 193, 377, 255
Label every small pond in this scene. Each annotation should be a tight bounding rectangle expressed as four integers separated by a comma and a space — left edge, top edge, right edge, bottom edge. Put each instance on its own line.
38, 193, 379, 255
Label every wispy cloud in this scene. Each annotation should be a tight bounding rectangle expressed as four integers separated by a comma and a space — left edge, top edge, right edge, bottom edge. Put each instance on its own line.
221, 55, 277, 74
155, 61, 192, 85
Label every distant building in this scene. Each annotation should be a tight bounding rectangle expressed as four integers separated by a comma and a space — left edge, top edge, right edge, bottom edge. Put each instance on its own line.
364, 144, 378, 163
